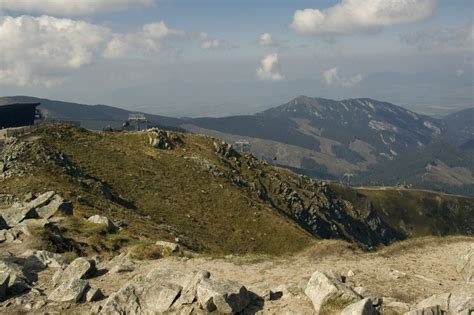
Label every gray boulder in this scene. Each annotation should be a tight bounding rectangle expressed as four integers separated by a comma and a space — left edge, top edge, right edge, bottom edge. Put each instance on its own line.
0, 217, 7, 230
101, 268, 212, 314
48, 279, 89, 303
405, 305, 443, 315
156, 240, 181, 253
197, 277, 250, 314
87, 215, 117, 232
305, 271, 360, 313
409, 289, 474, 315
341, 298, 377, 315
457, 245, 473, 283
0, 260, 32, 294
23, 250, 67, 270
0, 204, 38, 227
85, 287, 104, 302
52, 257, 96, 286
0, 273, 9, 301
0, 229, 15, 243
36, 194, 73, 219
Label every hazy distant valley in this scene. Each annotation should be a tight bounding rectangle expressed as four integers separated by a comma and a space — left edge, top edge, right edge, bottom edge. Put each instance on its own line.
3, 95, 472, 196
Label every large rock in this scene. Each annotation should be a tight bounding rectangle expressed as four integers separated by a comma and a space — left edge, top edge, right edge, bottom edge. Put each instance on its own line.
52, 257, 96, 286
156, 240, 181, 253
457, 245, 473, 283
341, 298, 377, 315
197, 277, 250, 314
0, 217, 7, 230
0, 273, 9, 301
0, 191, 71, 227
405, 305, 443, 315
36, 194, 73, 219
409, 289, 474, 315
0, 204, 38, 227
305, 271, 360, 313
23, 250, 67, 270
48, 279, 89, 303
101, 268, 212, 314
87, 215, 117, 232
0, 260, 32, 294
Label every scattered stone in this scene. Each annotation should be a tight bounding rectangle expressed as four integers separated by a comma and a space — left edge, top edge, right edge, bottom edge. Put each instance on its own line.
0, 217, 7, 230
0, 229, 15, 243
36, 195, 73, 219
87, 215, 117, 232
457, 245, 473, 283
0, 260, 32, 294
305, 271, 360, 313
213, 141, 240, 159
197, 277, 250, 314
148, 129, 181, 150
0, 204, 38, 228
0, 273, 9, 301
384, 301, 411, 314
405, 305, 442, 315
23, 250, 67, 270
406, 288, 474, 315
156, 240, 180, 253
85, 287, 104, 302
347, 270, 355, 277
341, 298, 377, 315
48, 279, 89, 303
52, 258, 96, 286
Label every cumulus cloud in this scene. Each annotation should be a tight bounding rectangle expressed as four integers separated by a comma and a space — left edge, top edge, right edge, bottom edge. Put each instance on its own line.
0, 15, 110, 87
291, 0, 437, 35
2, 0, 156, 16
256, 53, 284, 81
323, 67, 362, 87
103, 21, 184, 58
198, 33, 221, 49
258, 32, 274, 46
403, 24, 474, 52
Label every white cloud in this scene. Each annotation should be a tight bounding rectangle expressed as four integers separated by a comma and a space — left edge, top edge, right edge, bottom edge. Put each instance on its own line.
323, 67, 362, 87
256, 53, 284, 81
456, 69, 464, 77
2, 0, 156, 16
291, 0, 437, 35
403, 24, 474, 52
198, 33, 221, 49
103, 21, 184, 58
0, 15, 110, 87
258, 32, 274, 46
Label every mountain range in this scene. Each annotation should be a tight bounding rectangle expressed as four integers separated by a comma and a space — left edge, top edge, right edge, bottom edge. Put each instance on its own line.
1, 95, 473, 196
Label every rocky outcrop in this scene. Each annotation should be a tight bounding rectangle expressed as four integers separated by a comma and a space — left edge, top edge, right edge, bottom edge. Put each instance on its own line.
407, 289, 474, 315
0, 260, 33, 294
155, 240, 181, 253
197, 277, 250, 313
305, 270, 360, 313
100, 268, 250, 314
23, 250, 67, 270
52, 258, 96, 286
341, 298, 377, 315
0, 273, 9, 302
0, 192, 72, 228
87, 215, 117, 232
213, 141, 240, 159
148, 128, 182, 150
48, 279, 90, 303
457, 245, 473, 283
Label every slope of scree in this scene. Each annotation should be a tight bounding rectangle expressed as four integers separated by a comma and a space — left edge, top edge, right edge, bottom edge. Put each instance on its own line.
1, 124, 473, 256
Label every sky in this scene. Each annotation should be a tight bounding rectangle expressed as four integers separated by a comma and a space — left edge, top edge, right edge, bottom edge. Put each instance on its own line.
0, 0, 472, 117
